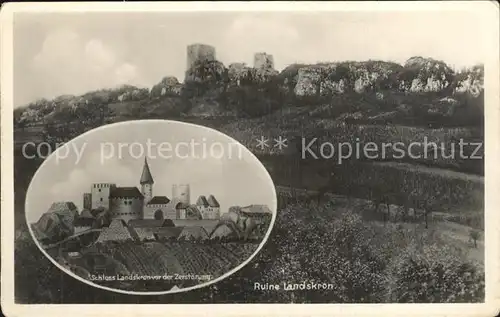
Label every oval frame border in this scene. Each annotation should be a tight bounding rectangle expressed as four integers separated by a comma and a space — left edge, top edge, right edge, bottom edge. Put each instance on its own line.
25, 119, 278, 295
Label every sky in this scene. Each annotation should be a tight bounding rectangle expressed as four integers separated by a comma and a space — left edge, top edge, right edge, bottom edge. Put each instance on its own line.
13, 10, 488, 107
25, 120, 277, 223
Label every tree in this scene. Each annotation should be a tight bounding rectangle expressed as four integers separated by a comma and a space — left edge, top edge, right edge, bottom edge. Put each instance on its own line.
392, 250, 485, 303
370, 187, 392, 224
469, 230, 480, 248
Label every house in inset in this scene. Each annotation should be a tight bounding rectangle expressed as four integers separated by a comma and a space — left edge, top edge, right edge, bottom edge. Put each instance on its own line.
210, 222, 241, 241
239, 205, 272, 225
128, 219, 174, 229
177, 226, 209, 241
79, 209, 94, 219
96, 219, 139, 243
196, 195, 209, 218
74, 209, 96, 233
154, 227, 184, 241
196, 195, 220, 219
74, 217, 95, 234
175, 202, 189, 220
133, 228, 156, 241
185, 205, 202, 220
206, 195, 220, 219
172, 219, 219, 236
128, 219, 176, 241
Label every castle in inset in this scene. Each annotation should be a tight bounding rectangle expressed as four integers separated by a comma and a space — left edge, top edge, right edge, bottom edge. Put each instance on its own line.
82, 158, 220, 222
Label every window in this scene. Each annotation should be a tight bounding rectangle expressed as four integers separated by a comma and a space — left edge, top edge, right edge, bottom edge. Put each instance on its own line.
98, 189, 101, 192
100, 198, 103, 202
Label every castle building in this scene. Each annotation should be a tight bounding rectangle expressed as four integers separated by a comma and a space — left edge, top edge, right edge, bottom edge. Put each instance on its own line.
109, 187, 144, 222
82, 157, 220, 223
90, 183, 115, 210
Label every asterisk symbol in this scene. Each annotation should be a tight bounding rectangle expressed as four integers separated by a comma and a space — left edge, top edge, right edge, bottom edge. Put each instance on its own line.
256, 136, 269, 149
274, 136, 288, 150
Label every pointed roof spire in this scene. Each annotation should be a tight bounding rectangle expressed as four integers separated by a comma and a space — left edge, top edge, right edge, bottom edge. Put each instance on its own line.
140, 157, 154, 185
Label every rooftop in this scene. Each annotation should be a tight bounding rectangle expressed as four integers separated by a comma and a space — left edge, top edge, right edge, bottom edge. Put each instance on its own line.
207, 195, 220, 208
128, 219, 175, 228
147, 196, 171, 205
140, 157, 154, 185
109, 187, 144, 199
196, 195, 209, 207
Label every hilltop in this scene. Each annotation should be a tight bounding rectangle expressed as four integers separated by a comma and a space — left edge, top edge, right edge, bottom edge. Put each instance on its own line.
14, 56, 483, 128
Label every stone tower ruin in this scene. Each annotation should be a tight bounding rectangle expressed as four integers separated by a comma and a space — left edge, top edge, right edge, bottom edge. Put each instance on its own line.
186, 43, 216, 70
253, 52, 274, 70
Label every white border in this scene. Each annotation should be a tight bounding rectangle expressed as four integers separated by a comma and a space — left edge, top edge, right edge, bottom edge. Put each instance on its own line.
1, 1, 499, 317
23, 119, 278, 296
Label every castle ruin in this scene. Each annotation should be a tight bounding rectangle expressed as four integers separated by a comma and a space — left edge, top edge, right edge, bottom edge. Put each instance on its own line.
253, 52, 275, 71
186, 43, 216, 70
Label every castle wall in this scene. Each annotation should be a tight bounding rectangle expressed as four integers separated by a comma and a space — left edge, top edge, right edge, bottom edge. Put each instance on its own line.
187, 44, 216, 70
144, 204, 177, 220
83, 193, 92, 210
178, 209, 186, 220
91, 183, 115, 210
109, 197, 143, 222
199, 206, 221, 219
211, 207, 221, 219
172, 184, 190, 205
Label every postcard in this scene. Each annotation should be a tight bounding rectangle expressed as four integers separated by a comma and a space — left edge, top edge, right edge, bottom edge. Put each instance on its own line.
1, 1, 499, 316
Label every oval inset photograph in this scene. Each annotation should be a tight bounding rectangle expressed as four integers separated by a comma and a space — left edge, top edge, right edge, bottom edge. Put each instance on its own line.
25, 120, 277, 295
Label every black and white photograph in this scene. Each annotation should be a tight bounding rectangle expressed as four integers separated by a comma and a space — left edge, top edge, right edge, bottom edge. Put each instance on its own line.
1, 1, 499, 316
25, 120, 276, 294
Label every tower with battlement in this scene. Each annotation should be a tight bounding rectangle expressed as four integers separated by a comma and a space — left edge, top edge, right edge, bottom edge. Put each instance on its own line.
91, 183, 116, 210
186, 43, 216, 71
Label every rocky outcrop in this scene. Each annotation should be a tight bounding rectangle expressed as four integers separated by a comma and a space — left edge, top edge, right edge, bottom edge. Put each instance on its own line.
185, 60, 226, 84
150, 76, 182, 98
294, 66, 325, 96
290, 57, 482, 97
31, 201, 79, 244
453, 65, 484, 98
228, 63, 252, 86
293, 61, 402, 96
117, 88, 149, 102
401, 56, 454, 93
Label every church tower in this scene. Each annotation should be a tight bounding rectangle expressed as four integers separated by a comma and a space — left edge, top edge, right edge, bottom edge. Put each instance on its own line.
140, 157, 154, 205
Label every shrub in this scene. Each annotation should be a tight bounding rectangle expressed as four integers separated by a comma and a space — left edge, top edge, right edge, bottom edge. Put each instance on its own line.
390, 244, 484, 302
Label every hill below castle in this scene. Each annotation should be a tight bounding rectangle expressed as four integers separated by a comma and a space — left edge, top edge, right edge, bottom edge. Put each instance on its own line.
14, 56, 483, 128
